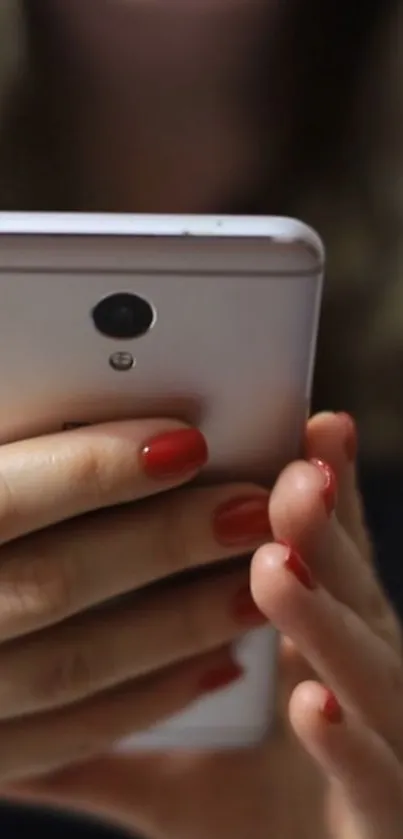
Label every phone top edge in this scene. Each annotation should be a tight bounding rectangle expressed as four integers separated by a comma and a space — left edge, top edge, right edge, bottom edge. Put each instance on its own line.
0, 212, 324, 263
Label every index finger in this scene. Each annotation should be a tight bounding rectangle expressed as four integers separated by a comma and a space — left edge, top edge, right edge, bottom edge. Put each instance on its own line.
0, 420, 208, 543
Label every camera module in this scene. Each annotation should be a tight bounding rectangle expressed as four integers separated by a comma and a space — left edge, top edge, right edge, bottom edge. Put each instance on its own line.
92, 293, 155, 340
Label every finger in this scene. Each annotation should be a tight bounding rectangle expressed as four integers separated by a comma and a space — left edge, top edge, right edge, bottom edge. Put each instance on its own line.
0, 646, 242, 783
278, 636, 314, 698
0, 483, 270, 641
268, 456, 384, 624
5, 756, 161, 835
290, 681, 403, 839
251, 542, 403, 754
0, 565, 265, 718
0, 419, 208, 544
306, 412, 370, 558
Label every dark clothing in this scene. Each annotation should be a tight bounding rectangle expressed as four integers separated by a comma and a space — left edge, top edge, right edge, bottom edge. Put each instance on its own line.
0, 805, 131, 839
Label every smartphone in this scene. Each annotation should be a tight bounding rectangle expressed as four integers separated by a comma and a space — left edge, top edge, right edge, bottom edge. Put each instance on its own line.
0, 212, 324, 749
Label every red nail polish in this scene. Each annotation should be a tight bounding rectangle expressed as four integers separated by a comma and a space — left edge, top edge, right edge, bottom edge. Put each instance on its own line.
231, 584, 266, 627
213, 496, 271, 546
282, 542, 317, 590
337, 412, 358, 462
198, 661, 244, 695
141, 428, 208, 479
322, 690, 343, 724
309, 458, 337, 516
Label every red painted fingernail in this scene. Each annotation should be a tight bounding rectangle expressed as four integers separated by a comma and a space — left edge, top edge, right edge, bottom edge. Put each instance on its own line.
213, 495, 271, 546
337, 412, 358, 462
141, 428, 208, 479
198, 661, 244, 695
281, 542, 317, 590
231, 584, 267, 627
309, 458, 337, 516
322, 689, 344, 724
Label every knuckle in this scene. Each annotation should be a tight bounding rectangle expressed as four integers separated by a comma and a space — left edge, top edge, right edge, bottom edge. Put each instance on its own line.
68, 436, 140, 506
171, 584, 212, 654
67, 442, 113, 501
36, 644, 95, 707
27, 546, 74, 625
0, 536, 75, 636
0, 468, 21, 543
160, 496, 195, 574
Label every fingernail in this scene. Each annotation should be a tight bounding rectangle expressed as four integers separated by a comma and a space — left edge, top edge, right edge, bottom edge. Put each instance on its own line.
198, 661, 244, 696
337, 412, 357, 462
213, 495, 271, 546
321, 689, 344, 724
141, 428, 208, 479
309, 458, 337, 516
281, 542, 317, 590
231, 584, 267, 627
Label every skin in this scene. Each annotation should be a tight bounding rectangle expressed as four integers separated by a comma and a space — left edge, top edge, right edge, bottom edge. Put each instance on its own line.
0, 412, 402, 838
1, 4, 402, 835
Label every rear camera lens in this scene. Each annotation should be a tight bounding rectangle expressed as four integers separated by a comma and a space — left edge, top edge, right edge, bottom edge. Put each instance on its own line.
92, 293, 154, 340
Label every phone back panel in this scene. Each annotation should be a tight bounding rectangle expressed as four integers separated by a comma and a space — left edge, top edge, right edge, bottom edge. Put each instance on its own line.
0, 214, 324, 748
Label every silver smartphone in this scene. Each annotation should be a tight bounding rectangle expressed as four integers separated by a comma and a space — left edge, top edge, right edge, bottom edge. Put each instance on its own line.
0, 212, 324, 749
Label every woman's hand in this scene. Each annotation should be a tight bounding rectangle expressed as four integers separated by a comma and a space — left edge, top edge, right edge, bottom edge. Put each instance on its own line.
0, 417, 271, 781
251, 411, 403, 838
9, 412, 403, 839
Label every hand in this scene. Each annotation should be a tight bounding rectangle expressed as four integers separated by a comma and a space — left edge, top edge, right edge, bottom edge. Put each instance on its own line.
0, 418, 271, 782
251, 412, 403, 838
8, 413, 403, 839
